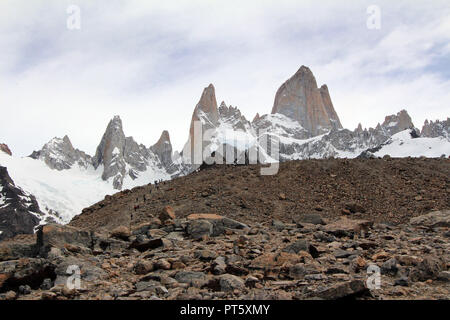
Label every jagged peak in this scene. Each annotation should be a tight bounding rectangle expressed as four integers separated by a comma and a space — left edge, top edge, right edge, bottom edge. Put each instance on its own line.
107, 115, 124, 132
381, 109, 414, 131
253, 113, 261, 123
197, 84, 218, 115
154, 130, 171, 146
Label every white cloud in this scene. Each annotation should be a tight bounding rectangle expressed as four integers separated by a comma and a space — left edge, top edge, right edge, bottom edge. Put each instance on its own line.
0, 0, 449, 156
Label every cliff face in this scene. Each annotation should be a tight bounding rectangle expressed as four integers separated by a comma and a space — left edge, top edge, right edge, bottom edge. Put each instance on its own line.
271, 66, 343, 136
0, 166, 42, 241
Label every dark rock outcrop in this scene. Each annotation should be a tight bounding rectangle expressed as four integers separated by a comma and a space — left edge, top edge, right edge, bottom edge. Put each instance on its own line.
0, 167, 42, 241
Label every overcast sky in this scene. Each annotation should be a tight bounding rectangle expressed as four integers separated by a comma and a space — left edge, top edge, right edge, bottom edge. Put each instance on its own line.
1, 0, 449, 156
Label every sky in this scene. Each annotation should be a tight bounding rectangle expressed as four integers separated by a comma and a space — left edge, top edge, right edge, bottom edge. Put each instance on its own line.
0, 0, 449, 156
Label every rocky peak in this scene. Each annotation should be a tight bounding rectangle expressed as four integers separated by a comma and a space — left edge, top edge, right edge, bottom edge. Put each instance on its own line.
252, 113, 261, 123
197, 84, 219, 122
218, 102, 250, 132
29, 135, 91, 170
93, 115, 128, 189
185, 84, 221, 162
355, 123, 364, 134
421, 118, 450, 140
380, 110, 414, 136
0, 143, 12, 156
151, 130, 173, 168
92, 116, 175, 189
189, 84, 220, 138
271, 66, 343, 136
319, 84, 342, 130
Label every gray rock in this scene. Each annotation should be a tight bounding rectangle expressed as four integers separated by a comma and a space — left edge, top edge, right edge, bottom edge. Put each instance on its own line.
174, 271, 208, 285
298, 213, 325, 225
409, 256, 445, 282
381, 258, 398, 275
283, 239, 309, 254
312, 280, 369, 299
437, 271, 450, 282
186, 220, 214, 239
409, 210, 450, 228
219, 274, 245, 292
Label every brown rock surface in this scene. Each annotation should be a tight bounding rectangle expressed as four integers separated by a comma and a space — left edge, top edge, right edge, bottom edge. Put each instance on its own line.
0, 143, 12, 156
271, 66, 343, 136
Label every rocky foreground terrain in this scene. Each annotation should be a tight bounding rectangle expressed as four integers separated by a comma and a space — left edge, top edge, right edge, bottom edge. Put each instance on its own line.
0, 158, 449, 300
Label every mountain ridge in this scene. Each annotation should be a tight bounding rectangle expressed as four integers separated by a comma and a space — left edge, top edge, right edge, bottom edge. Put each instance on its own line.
0, 65, 449, 239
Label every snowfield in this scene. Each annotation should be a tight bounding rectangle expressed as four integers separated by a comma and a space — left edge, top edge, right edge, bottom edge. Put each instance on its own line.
374, 130, 450, 158
0, 152, 116, 223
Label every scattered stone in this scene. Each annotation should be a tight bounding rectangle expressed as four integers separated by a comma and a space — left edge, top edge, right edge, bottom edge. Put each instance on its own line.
345, 203, 366, 213
437, 271, 450, 282
409, 256, 444, 282
186, 220, 213, 240
381, 258, 398, 275
219, 274, 245, 292
297, 213, 325, 225
194, 249, 218, 261
5, 290, 17, 300
159, 206, 176, 222
129, 238, 164, 252
312, 280, 369, 299
18, 284, 32, 295
394, 276, 410, 287
110, 226, 131, 241
324, 218, 373, 237
272, 220, 285, 231
409, 210, 450, 228
133, 260, 154, 275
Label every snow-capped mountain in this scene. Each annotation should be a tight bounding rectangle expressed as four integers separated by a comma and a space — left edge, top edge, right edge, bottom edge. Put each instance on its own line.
0, 116, 179, 228
0, 65, 449, 240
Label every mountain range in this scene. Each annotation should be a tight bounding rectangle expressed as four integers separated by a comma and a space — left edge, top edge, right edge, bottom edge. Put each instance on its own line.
0, 65, 449, 240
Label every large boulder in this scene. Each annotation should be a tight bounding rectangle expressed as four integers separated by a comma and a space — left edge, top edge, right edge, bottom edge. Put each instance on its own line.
311, 279, 370, 299
323, 218, 373, 237
185, 214, 249, 239
409, 210, 450, 228
36, 224, 93, 256
0, 258, 55, 292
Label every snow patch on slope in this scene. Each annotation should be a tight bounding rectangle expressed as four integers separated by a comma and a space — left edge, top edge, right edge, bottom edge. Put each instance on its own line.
373, 130, 450, 158
0, 152, 115, 223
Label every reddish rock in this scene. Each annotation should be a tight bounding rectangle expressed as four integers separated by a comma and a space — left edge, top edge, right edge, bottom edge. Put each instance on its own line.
0, 143, 11, 156
271, 66, 343, 136
159, 206, 176, 222
187, 213, 223, 221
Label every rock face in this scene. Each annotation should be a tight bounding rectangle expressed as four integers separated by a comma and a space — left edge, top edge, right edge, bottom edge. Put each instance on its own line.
189, 84, 220, 142
30, 135, 91, 170
0, 166, 42, 240
93, 116, 175, 189
150, 131, 173, 172
421, 118, 450, 140
93, 116, 128, 189
0, 144, 11, 156
379, 109, 414, 136
271, 66, 343, 136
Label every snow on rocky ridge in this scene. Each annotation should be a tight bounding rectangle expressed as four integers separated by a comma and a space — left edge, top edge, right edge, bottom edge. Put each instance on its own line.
0, 66, 449, 239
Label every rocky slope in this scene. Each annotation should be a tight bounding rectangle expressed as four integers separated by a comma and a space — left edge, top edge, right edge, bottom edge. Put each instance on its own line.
0, 65, 449, 236
0, 158, 448, 300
